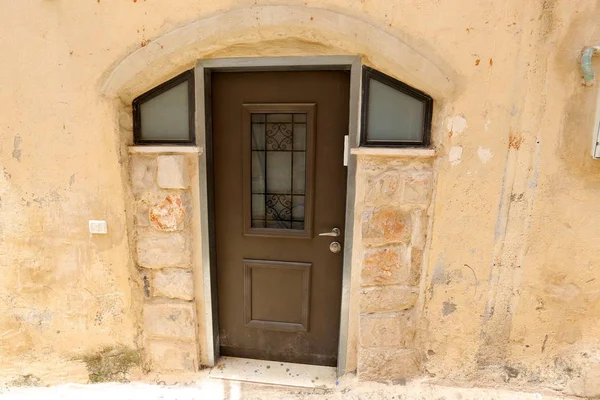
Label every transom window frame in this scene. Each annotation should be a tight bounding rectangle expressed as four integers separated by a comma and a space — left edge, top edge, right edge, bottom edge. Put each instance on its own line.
132, 69, 196, 145
360, 66, 433, 148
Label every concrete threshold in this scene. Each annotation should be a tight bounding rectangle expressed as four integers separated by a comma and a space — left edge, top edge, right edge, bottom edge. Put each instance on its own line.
208, 356, 337, 389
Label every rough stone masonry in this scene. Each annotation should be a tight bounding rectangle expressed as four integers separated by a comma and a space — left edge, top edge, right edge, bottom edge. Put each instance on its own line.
356, 156, 434, 381
131, 154, 199, 372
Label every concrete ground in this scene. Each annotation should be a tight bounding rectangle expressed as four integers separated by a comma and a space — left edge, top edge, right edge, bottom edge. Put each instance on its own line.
0, 371, 575, 400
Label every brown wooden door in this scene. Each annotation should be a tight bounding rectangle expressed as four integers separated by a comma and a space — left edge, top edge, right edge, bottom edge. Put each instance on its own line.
212, 70, 349, 366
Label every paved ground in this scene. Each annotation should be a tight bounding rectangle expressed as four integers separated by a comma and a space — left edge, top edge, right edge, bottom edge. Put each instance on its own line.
0, 373, 574, 400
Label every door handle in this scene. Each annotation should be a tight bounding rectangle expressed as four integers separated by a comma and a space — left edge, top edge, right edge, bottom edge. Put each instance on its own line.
319, 227, 341, 237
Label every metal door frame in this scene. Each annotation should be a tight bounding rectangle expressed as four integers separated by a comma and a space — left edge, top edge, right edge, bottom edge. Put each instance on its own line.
195, 56, 361, 376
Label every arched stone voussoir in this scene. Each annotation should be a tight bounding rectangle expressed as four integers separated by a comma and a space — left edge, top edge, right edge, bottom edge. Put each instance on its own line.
101, 5, 457, 100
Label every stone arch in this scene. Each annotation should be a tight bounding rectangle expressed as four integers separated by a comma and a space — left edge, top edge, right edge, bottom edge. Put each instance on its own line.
101, 5, 457, 101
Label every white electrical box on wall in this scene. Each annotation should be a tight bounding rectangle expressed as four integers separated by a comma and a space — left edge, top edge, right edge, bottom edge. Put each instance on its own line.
89, 220, 108, 234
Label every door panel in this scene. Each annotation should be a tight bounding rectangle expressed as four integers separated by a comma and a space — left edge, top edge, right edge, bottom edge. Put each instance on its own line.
244, 259, 311, 332
212, 71, 350, 366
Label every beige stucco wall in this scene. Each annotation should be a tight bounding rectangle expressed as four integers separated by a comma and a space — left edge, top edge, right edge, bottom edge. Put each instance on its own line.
1, 0, 600, 395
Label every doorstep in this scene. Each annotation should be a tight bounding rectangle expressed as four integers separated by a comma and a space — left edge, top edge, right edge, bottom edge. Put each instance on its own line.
208, 357, 337, 389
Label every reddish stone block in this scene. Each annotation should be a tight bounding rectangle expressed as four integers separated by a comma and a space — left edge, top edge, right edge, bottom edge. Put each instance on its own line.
362, 207, 411, 246
149, 194, 185, 232
361, 246, 409, 286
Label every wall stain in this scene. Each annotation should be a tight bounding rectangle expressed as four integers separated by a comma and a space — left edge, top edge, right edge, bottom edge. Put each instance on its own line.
80, 345, 141, 383
442, 301, 457, 316
12, 135, 22, 161
503, 365, 520, 382
143, 274, 150, 298
509, 131, 523, 149
541, 334, 549, 353
8, 374, 41, 387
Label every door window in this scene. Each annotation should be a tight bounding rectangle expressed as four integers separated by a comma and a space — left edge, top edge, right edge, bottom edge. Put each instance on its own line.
243, 104, 316, 238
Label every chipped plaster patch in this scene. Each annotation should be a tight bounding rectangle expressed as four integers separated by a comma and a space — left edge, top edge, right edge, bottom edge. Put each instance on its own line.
477, 147, 493, 163
484, 119, 491, 132
449, 146, 463, 166
446, 115, 467, 138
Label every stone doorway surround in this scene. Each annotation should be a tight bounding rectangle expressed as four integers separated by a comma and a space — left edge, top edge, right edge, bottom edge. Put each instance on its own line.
104, 5, 457, 381
126, 61, 438, 380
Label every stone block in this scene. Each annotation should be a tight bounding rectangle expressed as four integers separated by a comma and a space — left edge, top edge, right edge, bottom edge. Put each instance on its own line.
157, 155, 189, 189
146, 339, 198, 372
137, 233, 190, 269
365, 171, 402, 205
409, 247, 423, 287
143, 302, 196, 340
131, 156, 156, 192
154, 268, 194, 300
135, 207, 150, 227
410, 210, 428, 248
149, 194, 185, 232
360, 312, 415, 348
361, 246, 409, 286
403, 172, 433, 204
568, 360, 600, 398
362, 207, 411, 246
360, 286, 418, 314
358, 348, 421, 381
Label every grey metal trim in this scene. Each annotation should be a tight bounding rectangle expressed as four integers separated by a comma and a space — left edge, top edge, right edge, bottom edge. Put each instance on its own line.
195, 62, 217, 367
198, 56, 357, 71
336, 56, 362, 377
195, 56, 361, 374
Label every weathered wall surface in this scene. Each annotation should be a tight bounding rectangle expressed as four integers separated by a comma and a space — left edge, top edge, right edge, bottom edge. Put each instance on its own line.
418, 1, 600, 397
1, 0, 600, 396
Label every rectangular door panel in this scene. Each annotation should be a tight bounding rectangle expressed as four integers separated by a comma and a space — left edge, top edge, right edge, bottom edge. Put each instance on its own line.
244, 259, 311, 332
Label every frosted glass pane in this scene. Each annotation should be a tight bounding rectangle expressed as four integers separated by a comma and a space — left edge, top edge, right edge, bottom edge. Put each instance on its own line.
266, 114, 292, 123
139, 81, 190, 141
367, 79, 425, 142
293, 114, 307, 123
252, 124, 265, 150
266, 152, 292, 194
251, 151, 265, 193
293, 124, 306, 151
292, 153, 305, 195
251, 194, 266, 219
292, 196, 305, 220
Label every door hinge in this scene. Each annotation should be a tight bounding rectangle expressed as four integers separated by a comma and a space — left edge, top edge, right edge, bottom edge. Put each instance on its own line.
343, 135, 349, 166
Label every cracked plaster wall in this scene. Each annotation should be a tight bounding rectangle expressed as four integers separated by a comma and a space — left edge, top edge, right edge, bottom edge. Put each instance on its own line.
0, 0, 600, 396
